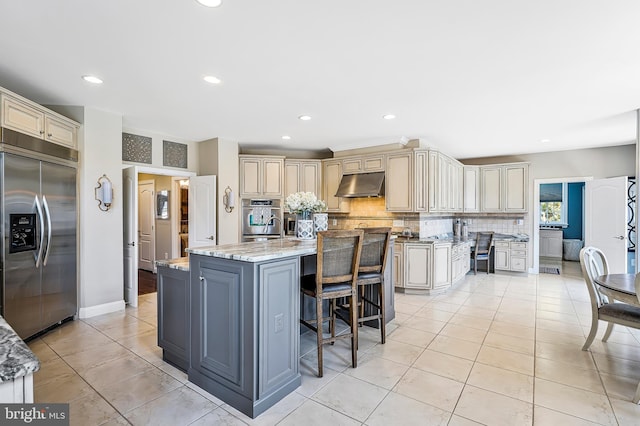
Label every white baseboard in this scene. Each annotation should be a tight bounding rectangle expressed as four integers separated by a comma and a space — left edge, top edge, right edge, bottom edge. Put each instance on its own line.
78, 300, 125, 319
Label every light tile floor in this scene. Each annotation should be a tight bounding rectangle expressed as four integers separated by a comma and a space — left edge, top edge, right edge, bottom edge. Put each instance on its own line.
28, 262, 640, 425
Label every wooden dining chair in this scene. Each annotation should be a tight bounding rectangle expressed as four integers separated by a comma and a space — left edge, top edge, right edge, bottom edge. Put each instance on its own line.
299, 230, 363, 377
473, 232, 494, 274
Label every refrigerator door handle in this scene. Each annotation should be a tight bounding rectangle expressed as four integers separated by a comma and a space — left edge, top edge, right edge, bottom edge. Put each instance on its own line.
34, 196, 45, 268
42, 195, 52, 266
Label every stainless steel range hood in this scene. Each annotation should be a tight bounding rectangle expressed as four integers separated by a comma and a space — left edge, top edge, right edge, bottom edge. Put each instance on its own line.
334, 172, 385, 198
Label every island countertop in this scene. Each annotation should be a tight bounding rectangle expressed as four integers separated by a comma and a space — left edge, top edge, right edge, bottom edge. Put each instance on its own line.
186, 238, 318, 262
0, 316, 40, 382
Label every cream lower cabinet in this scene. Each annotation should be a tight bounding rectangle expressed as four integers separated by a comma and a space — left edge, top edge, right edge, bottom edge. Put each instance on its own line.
402, 242, 451, 293
451, 242, 471, 283
539, 229, 563, 258
393, 242, 404, 288
494, 241, 528, 272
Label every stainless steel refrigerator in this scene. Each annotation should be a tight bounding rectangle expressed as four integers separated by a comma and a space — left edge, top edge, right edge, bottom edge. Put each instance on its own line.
0, 128, 77, 340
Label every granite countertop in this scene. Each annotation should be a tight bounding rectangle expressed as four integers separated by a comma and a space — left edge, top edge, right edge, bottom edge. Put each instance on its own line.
187, 238, 318, 263
394, 232, 529, 245
0, 316, 39, 382
156, 257, 190, 271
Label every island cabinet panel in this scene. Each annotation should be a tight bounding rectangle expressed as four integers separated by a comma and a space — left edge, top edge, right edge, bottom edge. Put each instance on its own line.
258, 260, 300, 397
157, 266, 190, 371
188, 254, 301, 419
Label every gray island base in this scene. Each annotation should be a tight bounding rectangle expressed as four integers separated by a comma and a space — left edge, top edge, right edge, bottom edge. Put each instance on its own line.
187, 240, 316, 418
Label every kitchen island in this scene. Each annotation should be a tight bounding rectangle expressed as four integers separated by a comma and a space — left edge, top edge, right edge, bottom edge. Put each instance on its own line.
185, 239, 320, 418
0, 316, 40, 403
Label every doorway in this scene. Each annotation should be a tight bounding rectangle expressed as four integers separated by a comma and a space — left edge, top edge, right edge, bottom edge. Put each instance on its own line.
123, 166, 196, 307
533, 177, 590, 276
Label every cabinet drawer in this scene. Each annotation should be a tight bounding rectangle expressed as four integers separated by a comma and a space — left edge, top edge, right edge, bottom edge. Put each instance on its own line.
510, 256, 527, 272
511, 242, 527, 250
511, 249, 527, 257
495, 241, 510, 249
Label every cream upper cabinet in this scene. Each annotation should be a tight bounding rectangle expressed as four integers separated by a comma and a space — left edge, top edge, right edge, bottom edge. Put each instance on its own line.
385, 151, 413, 212
479, 163, 529, 213
481, 166, 503, 212
239, 155, 284, 198
463, 166, 480, 212
428, 151, 463, 213
44, 115, 77, 148
414, 150, 428, 212
1, 92, 79, 149
284, 160, 321, 200
1, 95, 44, 138
322, 159, 349, 212
504, 163, 528, 212
342, 154, 384, 174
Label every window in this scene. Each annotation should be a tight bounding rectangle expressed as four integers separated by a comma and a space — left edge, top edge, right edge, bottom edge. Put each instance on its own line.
540, 183, 568, 224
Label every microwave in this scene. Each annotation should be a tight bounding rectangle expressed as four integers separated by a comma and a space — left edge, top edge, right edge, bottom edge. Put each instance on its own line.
284, 213, 297, 236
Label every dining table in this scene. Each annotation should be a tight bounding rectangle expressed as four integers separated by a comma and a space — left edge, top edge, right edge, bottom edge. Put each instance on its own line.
594, 273, 640, 307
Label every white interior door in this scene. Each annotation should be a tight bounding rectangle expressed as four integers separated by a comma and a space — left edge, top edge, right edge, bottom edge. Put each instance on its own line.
189, 175, 217, 248
123, 167, 139, 307
585, 176, 628, 273
138, 180, 156, 271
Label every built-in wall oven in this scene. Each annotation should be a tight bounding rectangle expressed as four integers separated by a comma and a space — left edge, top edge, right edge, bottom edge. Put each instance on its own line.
241, 199, 282, 242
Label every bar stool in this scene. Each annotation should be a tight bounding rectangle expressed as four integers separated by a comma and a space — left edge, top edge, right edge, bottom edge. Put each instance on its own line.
300, 230, 364, 377
355, 227, 391, 344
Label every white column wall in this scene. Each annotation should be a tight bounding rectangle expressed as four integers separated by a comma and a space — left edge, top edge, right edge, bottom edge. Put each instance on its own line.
78, 107, 125, 317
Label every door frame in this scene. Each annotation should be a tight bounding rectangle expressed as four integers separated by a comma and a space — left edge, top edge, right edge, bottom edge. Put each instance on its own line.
123, 165, 195, 307
137, 179, 156, 272
533, 176, 592, 274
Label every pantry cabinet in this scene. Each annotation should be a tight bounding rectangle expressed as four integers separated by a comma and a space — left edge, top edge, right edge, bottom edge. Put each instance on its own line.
0, 92, 79, 149
239, 155, 284, 198
284, 160, 321, 199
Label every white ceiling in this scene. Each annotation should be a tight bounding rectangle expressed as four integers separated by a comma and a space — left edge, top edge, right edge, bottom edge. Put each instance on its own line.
1, 0, 640, 159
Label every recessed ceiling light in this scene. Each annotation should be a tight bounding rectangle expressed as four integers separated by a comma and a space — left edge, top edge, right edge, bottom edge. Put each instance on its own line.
82, 75, 103, 84
540, 138, 551, 143
196, 0, 222, 7
203, 75, 221, 84
298, 115, 311, 121
383, 114, 396, 120
282, 136, 291, 140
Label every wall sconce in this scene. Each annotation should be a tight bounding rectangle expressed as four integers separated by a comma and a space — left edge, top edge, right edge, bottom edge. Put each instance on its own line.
223, 186, 235, 213
95, 174, 113, 211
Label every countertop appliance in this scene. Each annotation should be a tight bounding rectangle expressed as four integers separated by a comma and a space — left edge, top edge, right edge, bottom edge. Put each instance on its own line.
0, 127, 77, 340
241, 199, 282, 241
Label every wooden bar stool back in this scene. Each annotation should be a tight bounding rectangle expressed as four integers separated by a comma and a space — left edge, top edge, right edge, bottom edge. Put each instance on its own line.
300, 229, 364, 377
355, 227, 391, 344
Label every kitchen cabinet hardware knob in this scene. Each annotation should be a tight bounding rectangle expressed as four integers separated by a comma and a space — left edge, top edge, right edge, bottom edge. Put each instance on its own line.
613, 235, 625, 240
47, 133, 52, 137
207, 236, 214, 240
199, 275, 204, 281
39, 130, 44, 134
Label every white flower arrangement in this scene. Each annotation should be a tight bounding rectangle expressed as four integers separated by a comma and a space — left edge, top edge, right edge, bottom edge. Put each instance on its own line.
284, 192, 327, 215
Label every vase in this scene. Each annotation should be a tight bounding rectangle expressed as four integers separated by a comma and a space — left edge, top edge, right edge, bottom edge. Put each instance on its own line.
313, 212, 328, 234
296, 219, 314, 239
